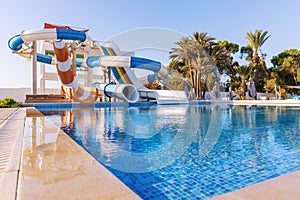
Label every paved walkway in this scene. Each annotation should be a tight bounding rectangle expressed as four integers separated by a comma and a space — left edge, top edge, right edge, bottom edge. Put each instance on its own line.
0, 108, 25, 200
0, 108, 17, 125
210, 170, 300, 200
0, 107, 141, 200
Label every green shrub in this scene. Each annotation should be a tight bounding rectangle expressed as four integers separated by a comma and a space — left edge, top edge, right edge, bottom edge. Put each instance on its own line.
168, 72, 191, 91
0, 97, 21, 108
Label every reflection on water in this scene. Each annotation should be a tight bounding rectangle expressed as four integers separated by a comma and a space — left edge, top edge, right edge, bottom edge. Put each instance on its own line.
42, 105, 300, 199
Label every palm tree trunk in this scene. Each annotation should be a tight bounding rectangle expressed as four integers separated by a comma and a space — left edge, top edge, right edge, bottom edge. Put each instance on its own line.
189, 69, 194, 87
195, 69, 199, 99
293, 73, 297, 86
241, 81, 246, 99
198, 70, 202, 99
194, 70, 197, 99
202, 74, 207, 99
253, 52, 259, 99
253, 67, 258, 86
199, 70, 203, 100
190, 69, 199, 99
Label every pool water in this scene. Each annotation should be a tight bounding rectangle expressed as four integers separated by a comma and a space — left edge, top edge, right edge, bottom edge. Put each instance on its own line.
41, 104, 300, 199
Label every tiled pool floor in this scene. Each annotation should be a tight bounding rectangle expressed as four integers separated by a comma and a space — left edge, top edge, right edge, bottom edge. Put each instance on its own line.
0, 107, 300, 199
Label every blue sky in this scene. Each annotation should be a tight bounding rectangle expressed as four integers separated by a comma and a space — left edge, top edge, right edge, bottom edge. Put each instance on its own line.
1, 0, 300, 88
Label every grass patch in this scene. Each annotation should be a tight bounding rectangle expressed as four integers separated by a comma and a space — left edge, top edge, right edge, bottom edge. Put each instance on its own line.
0, 97, 22, 108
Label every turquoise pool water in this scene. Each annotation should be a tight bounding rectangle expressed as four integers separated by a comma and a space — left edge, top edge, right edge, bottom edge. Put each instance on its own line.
40, 104, 300, 199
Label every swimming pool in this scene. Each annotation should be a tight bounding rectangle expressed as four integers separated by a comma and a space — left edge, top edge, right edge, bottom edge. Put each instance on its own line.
40, 104, 300, 199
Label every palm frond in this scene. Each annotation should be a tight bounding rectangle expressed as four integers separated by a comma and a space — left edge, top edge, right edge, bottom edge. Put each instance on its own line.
245, 29, 270, 55
259, 31, 271, 47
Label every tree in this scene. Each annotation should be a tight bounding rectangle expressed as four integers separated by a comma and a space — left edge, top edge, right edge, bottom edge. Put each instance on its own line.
233, 65, 253, 99
192, 34, 234, 71
271, 49, 300, 86
217, 40, 240, 88
170, 32, 233, 99
244, 29, 270, 93
168, 71, 192, 91
170, 35, 214, 99
168, 60, 186, 74
217, 40, 239, 73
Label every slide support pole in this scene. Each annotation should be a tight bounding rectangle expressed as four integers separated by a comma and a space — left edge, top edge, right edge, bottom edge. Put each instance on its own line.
32, 41, 37, 94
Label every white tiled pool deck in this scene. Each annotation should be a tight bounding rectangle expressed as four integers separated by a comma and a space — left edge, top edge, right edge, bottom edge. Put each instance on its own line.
0, 108, 141, 200
0, 104, 300, 199
210, 170, 300, 200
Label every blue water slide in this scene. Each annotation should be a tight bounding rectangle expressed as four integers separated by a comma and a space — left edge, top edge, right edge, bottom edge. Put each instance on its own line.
56, 29, 86, 41
86, 56, 162, 72
75, 59, 83, 68
147, 74, 156, 84
8, 34, 24, 51
34, 53, 84, 68
86, 56, 100, 68
8, 29, 87, 52
37, 54, 53, 64
130, 57, 161, 72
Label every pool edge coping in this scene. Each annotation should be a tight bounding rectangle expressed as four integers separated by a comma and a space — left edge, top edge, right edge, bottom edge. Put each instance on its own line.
1, 104, 300, 199
1, 107, 141, 200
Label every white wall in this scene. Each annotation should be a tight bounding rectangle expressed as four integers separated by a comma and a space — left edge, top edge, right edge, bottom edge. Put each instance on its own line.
0, 88, 60, 102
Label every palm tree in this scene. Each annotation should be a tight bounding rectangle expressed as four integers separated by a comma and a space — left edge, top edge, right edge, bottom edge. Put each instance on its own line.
170, 32, 233, 99
233, 65, 253, 99
193, 33, 234, 97
192, 32, 215, 50
245, 30, 270, 89
193, 33, 233, 67
170, 35, 213, 99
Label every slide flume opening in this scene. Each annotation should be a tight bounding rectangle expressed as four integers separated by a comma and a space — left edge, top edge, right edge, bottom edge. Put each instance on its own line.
92, 82, 139, 103
121, 84, 140, 103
